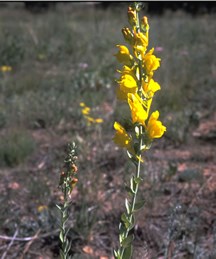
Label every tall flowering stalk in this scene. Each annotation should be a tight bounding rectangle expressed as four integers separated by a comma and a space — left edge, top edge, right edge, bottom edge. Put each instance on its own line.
56, 142, 78, 259
113, 3, 166, 259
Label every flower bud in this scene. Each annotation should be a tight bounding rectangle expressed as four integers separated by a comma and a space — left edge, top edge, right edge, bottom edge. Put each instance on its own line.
122, 27, 134, 45
114, 45, 133, 67
141, 16, 150, 33
71, 178, 78, 189
127, 7, 137, 27
72, 164, 78, 173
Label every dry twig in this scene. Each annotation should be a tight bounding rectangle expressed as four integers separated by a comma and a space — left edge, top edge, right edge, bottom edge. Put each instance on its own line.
0, 229, 59, 242
20, 229, 41, 259
1, 229, 18, 259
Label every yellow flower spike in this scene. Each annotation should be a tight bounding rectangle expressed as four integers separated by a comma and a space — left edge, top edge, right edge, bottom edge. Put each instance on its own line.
142, 48, 161, 77
115, 45, 134, 67
146, 111, 166, 139
128, 93, 148, 125
128, 6, 137, 27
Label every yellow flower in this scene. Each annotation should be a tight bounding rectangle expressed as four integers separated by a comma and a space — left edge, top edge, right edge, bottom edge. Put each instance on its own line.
117, 66, 138, 100
113, 122, 132, 150
146, 111, 166, 139
82, 107, 90, 115
142, 48, 161, 76
142, 79, 161, 97
0, 65, 12, 72
37, 205, 48, 213
116, 86, 129, 101
119, 73, 137, 93
141, 79, 161, 115
128, 93, 148, 124
133, 31, 148, 58
95, 118, 103, 123
115, 45, 133, 67
80, 102, 85, 107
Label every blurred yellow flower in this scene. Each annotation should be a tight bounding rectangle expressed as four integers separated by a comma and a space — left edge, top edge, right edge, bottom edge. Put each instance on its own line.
95, 118, 103, 123
128, 93, 147, 124
80, 102, 103, 126
0, 65, 12, 72
113, 122, 132, 150
37, 205, 48, 213
146, 111, 166, 139
82, 107, 90, 115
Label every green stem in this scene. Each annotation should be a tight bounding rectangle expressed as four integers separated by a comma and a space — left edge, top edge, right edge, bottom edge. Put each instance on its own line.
119, 126, 143, 259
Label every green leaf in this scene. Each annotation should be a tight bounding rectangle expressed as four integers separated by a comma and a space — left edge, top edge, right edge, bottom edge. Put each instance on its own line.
119, 222, 126, 236
123, 243, 133, 259
135, 125, 140, 137
127, 151, 138, 166
125, 185, 134, 196
125, 198, 131, 214
128, 215, 135, 231
134, 199, 145, 211
121, 234, 134, 248
119, 224, 126, 243
59, 231, 64, 243
134, 176, 142, 185
130, 177, 136, 193
121, 213, 130, 229
133, 142, 140, 154
56, 204, 62, 210
113, 249, 121, 259
60, 249, 65, 259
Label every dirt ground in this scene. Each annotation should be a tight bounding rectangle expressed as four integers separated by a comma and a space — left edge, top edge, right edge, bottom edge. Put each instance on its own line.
0, 111, 215, 259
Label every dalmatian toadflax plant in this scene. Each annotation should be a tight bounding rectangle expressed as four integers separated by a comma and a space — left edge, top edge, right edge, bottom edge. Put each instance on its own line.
113, 3, 166, 258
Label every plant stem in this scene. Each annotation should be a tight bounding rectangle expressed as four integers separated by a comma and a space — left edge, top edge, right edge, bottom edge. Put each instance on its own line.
119, 126, 143, 259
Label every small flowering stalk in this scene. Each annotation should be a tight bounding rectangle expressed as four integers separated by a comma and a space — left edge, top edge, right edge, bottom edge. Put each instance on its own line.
56, 142, 78, 259
113, 3, 166, 259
